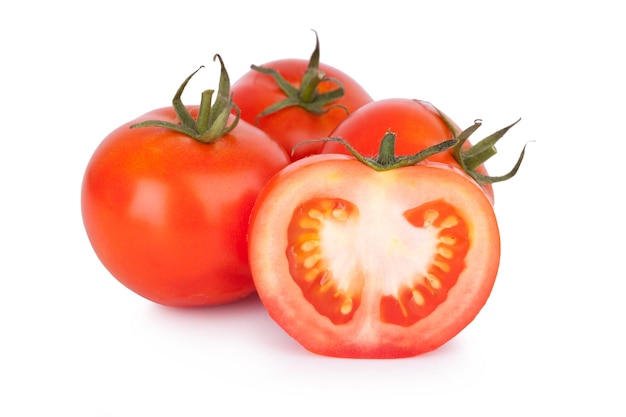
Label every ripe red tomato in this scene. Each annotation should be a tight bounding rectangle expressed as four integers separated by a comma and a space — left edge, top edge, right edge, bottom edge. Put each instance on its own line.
81, 58, 290, 307
321, 98, 497, 203
231, 32, 373, 160
248, 150, 500, 358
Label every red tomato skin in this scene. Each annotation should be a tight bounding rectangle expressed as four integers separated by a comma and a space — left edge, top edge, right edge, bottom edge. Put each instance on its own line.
248, 154, 500, 358
81, 106, 290, 307
321, 98, 495, 203
231, 59, 373, 160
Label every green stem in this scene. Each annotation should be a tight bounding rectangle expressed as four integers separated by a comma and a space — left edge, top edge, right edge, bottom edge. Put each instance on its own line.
375, 132, 399, 166
196, 89, 214, 133
299, 32, 323, 103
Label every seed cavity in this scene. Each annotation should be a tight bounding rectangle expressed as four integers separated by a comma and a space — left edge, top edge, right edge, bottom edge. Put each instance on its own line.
288, 198, 361, 325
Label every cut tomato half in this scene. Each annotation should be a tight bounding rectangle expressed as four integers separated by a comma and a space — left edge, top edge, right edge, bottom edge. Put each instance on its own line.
248, 154, 500, 358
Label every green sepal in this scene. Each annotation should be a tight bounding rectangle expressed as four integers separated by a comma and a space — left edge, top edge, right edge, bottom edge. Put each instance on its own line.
470, 142, 529, 184
131, 54, 240, 144
437, 109, 527, 184
300, 132, 458, 172
250, 30, 346, 122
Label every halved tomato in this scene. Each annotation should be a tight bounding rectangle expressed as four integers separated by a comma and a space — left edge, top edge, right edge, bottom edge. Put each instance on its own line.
248, 153, 500, 358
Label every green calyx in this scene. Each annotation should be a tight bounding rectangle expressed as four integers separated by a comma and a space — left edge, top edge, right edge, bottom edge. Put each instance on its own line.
317, 133, 458, 171
250, 30, 346, 122
131, 54, 240, 144
433, 104, 528, 184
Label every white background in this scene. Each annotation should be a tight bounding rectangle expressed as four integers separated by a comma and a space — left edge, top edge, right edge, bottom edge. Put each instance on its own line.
2, 1, 624, 415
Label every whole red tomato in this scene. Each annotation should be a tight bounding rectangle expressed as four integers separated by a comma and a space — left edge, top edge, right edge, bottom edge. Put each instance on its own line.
231, 31, 373, 160
322, 98, 525, 204
81, 56, 290, 307
248, 135, 500, 358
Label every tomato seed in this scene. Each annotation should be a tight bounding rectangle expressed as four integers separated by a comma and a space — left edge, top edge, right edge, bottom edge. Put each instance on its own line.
425, 275, 440, 290
439, 235, 457, 245
304, 253, 321, 269
340, 299, 353, 314
300, 240, 319, 252
441, 215, 459, 228
411, 290, 425, 306
423, 209, 439, 227
331, 207, 348, 221
307, 208, 324, 220
437, 246, 454, 259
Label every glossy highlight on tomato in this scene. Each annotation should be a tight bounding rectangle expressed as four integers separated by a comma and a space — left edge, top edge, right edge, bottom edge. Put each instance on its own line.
248, 154, 500, 358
